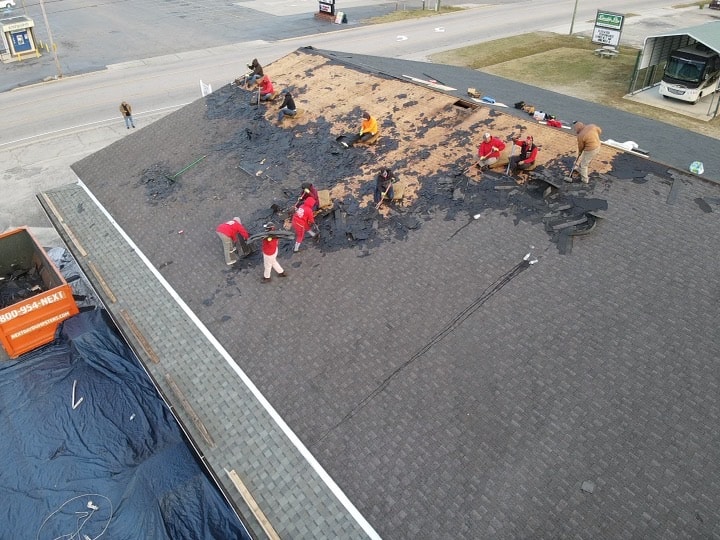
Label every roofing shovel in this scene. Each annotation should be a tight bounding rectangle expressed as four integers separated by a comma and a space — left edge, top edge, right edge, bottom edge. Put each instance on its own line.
375, 181, 395, 209
164, 155, 207, 183
454, 151, 492, 177
503, 141, 516, 177
564, 154, 581, 183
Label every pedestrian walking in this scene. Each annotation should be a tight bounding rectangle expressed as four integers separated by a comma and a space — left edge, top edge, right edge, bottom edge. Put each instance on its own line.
216, 217, 250, 265
261, 222, 288, 282
568, 121, 603, 183
119, 101, 135, 129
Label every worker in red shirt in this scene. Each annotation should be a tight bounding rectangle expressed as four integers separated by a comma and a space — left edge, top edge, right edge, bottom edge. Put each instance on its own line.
261, 222, 288, 282
477, 132, 506, 170
508, 135, 539, 173
258, 75, 275, 102
291, 205, 318, 252
216, 217, 250, 265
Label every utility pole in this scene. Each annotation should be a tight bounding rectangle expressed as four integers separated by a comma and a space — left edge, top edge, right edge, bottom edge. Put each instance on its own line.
38, 0, 62, 79
569, 0, 579, 35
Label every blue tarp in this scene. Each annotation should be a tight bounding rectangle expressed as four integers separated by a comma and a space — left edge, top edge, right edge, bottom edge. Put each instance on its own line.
0, 309, 250, 539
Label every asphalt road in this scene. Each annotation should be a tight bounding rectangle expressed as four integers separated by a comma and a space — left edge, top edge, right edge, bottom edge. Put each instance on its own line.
1, 0, 677, 92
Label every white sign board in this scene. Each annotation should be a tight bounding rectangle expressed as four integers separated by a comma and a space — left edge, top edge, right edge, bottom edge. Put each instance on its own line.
592, 26, 621, 47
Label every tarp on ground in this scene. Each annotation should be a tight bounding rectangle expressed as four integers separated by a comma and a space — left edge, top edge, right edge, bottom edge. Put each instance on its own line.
0, 308, 250, 539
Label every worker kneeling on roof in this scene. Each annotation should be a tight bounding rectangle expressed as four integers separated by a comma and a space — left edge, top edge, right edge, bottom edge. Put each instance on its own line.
374, 167, 397, 205
343, 112, 379, 147
477, 132, 506, 170
508, 135, 538, 173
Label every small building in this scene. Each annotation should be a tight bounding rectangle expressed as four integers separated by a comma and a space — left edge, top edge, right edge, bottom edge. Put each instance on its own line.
0, 15, 38, 62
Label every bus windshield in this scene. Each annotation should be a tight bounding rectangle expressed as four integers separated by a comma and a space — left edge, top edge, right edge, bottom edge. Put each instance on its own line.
665, 57, 704, 83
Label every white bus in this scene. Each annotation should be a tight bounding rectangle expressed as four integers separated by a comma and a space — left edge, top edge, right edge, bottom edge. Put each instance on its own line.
659, 45, 720, 104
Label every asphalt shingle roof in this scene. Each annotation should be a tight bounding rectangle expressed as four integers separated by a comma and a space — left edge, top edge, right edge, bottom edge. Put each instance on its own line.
43, 48, 720, 538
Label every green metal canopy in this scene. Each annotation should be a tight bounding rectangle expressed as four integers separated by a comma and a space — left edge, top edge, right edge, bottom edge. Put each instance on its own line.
638, 20, 720, 69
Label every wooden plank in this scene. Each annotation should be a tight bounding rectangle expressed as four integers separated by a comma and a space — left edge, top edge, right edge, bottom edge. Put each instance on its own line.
119, 308, 159, 363
40, 193, 88, 257
87, 261, 117, 303
165, 373, 216, 448
227, 469, 281, 540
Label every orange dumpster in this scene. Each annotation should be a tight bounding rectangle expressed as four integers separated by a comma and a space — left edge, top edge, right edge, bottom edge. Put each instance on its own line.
0, 227, 79, 359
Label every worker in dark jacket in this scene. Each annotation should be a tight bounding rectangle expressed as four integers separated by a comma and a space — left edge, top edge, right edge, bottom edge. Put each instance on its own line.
296, 182, 319, 211
246, 58, 264, 86
216, 217, 250, 265
277, 89, 297, 122
509, 135, 539, 173
374, 167, 396, 204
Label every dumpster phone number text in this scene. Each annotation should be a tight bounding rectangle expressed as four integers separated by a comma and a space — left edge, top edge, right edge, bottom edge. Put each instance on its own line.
0, 291, 67, 324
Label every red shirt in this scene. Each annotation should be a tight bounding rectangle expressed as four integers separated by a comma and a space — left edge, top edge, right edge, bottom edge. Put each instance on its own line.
260, 77, 274, 95
294, 205, 315, 226
216, 220, 249, 241
513, 139, 539, 164
262, 235, 279, 255
478, 137, 506, 159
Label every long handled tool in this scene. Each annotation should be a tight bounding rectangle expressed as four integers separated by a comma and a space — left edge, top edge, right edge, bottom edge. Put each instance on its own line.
164, 155, 207, 183
504, 141, 516, 176
456, 151, 493, 177
564, 154, 581, 182
375, 181, 395, 209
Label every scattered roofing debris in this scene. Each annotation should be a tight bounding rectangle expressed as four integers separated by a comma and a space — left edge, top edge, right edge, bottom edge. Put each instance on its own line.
0, 266, 44, 309
139, 164, 181, 204
74, 47, 718, 266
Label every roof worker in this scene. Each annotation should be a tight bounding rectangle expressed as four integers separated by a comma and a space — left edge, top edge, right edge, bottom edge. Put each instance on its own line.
277, 89, 297, 122
245, 58, 264, 87
296, 182, 319, 211
567, 121, 603, 184
343, 111, 379, 147
477, 132, 506, 170
257, 75, 275, 102
291, 204, 318, 252
261, 222, 288, 282
508, 135, 539, 173
216, 217, 250, 266
374, 167, 397, 205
